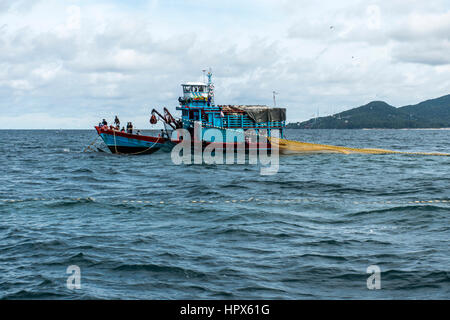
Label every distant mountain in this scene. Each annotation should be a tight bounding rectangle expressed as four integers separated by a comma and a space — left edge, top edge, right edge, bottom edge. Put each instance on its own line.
400, 95, 450, 127
287, 94, 450, 129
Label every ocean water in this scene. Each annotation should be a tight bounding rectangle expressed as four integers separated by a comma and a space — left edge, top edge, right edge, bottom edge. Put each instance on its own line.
0, 129, 449, 299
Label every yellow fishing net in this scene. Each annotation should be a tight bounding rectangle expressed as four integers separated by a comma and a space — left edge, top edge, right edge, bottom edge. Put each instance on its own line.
269, 137, 450, 156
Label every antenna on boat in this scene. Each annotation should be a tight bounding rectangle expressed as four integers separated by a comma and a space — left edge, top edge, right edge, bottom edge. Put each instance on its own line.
273, 91, 278, 107
207, 68, 214, 106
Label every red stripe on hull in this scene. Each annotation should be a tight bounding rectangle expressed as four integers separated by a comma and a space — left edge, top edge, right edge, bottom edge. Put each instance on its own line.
95, 126, 169, 143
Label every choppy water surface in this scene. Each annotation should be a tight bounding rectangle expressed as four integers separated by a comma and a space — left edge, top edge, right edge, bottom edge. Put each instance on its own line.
0, 129, 449, 299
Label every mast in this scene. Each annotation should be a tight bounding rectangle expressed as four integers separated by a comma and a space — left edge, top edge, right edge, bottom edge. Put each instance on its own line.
207, 68, 214, 106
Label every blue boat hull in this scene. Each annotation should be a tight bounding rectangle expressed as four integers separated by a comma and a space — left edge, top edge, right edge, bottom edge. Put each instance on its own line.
95, 126, 169, 155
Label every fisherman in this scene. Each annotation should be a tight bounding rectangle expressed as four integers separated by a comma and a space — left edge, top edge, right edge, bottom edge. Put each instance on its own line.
121, 127, 125, 132
102, 119, 107, 126
127, 122, 133, 134
114, 115, 120, 128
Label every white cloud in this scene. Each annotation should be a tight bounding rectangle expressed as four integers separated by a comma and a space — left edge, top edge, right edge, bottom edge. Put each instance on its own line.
389, 11, 450, 43
66, 5, 81, 30
392, 40, 450, 65
0, 0, 39, 14
366, 5, 381, 30
8, 79, 34, 91
31, 63, 62, 81
0, 0, 448, 128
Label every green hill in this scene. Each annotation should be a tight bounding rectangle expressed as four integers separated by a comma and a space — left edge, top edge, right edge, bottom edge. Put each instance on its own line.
288, 94, 450, 129
400, 95, 450, 127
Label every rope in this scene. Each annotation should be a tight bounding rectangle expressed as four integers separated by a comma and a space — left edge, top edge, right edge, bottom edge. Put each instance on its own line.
113, 129, 118, 154
108, 198, 450, 206
2, 196, 449, 206
83, 136, 101, 152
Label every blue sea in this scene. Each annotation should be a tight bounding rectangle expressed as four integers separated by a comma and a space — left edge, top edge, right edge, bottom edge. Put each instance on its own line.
0, 129, 449, 299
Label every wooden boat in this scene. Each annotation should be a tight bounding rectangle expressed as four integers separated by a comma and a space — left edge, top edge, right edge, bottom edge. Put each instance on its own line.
95, 126, 170, 155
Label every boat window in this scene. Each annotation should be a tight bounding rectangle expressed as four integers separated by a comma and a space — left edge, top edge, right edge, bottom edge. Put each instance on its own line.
183, 86, 191, 93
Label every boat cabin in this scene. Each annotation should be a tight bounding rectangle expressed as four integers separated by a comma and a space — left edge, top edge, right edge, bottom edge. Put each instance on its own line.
176, 71, 286, 142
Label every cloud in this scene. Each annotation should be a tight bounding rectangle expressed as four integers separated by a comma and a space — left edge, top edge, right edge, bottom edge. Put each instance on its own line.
0, 0, 448, 128
388, 11, 450, 66
0, 0, 39, 14
392, 41, 450, 66
390, 11, 450, 42
66, 5, 81, 31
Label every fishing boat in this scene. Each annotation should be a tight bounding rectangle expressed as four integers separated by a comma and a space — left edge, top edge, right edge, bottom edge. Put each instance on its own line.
95, 70, 287, 154
94, 125, 170, 154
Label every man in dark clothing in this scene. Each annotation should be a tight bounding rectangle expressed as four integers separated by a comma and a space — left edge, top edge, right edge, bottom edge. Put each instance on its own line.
114, 116, 120, 128
102, 119, 107, 126
127, 122, 133, 134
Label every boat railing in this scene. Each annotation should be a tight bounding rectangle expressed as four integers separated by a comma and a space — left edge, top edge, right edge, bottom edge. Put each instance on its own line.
223, 114, 285, 129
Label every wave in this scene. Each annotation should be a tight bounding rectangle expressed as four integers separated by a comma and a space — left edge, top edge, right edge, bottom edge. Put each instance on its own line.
113, 263, 208, 279
1, 290, 67, 300
44, 252, 101, 267
203, 226, 292, 239
345, 204, 450, 218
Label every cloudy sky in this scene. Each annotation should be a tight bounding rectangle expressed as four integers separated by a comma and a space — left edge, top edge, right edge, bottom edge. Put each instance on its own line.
0, 0, 449, 128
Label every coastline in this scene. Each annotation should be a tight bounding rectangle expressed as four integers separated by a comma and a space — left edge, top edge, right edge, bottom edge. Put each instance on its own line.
286, 127, 450, 130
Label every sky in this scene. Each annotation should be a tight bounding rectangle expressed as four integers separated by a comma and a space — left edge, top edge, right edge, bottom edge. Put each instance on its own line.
0, 0, 449, 128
